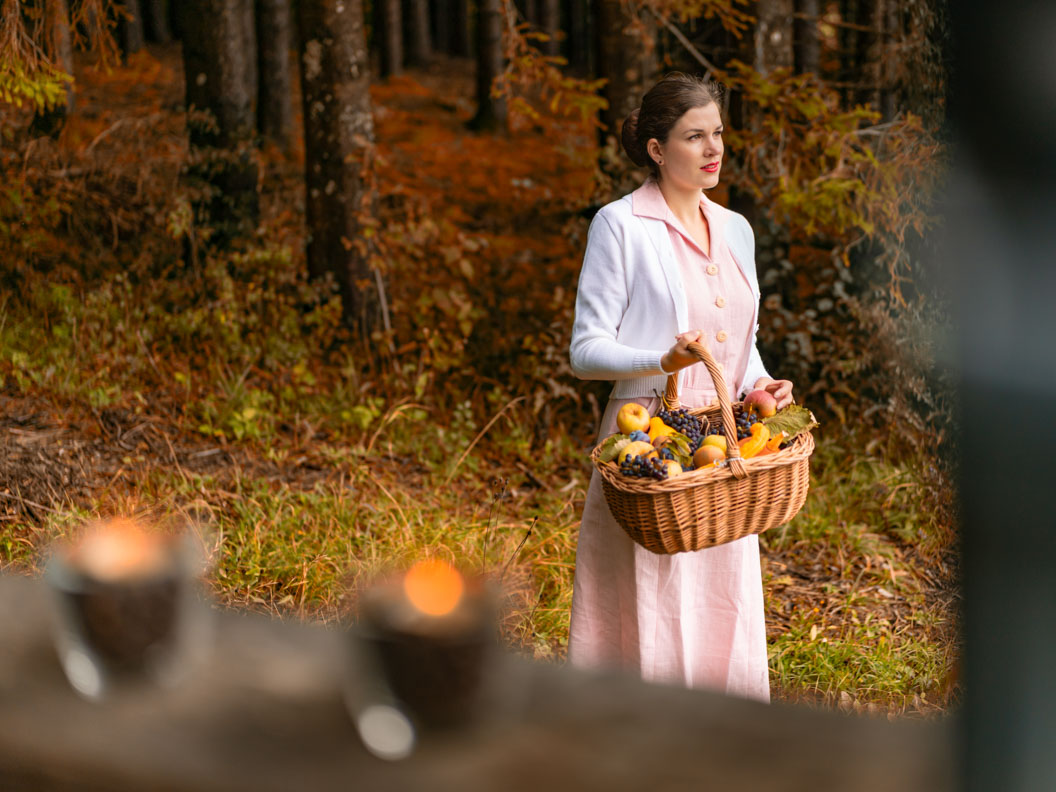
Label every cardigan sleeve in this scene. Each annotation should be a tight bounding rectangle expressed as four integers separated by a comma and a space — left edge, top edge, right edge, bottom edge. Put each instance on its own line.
569, 211, 668, 381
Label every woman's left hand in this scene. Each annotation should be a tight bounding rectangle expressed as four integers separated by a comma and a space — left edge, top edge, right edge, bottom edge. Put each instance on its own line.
752, 377, 795, 410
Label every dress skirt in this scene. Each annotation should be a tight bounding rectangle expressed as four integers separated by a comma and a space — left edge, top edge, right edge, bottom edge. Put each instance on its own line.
567, 390, 770, 702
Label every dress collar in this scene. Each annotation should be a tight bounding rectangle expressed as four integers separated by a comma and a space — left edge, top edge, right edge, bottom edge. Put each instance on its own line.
631, 179, 726, 252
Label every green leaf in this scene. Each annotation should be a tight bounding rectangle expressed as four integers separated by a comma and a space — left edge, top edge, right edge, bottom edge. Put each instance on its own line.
597, 433, 630, 463
762, 404, 819, 442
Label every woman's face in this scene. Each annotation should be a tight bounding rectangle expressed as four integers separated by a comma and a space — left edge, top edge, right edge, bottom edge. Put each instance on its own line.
648, 102, 724, 192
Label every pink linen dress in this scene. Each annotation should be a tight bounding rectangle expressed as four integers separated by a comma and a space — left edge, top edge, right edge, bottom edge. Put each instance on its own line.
567, 181, 770, 701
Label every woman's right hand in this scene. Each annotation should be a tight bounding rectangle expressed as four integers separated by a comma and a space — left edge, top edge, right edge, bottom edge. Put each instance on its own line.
661, 330, 706, 373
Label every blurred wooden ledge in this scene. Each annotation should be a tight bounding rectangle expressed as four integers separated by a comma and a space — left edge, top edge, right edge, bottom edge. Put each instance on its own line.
0, 573, 953, 791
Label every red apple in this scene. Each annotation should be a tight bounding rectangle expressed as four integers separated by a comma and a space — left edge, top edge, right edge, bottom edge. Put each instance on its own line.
616, 402, 650, 434
743, 389, 777, 418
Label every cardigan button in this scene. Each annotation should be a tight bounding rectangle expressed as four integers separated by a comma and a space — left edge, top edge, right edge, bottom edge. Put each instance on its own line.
706, 264, 718, 276
716, 330, 728, 342
715, 296, 726, 308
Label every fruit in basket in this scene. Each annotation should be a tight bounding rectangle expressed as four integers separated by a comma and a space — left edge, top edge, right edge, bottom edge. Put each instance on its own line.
616, 403, 650, 434
629, 430, 650, 443
693, 444, 725, 468
701, 434, 727, 454
619, 455, 670, 480
765, 430, 789, 453
743, 389, 777, 418
661, 460, 683, 477
657, 408, 704, 448
617, 440, 656, 465
647, 416, 676, 443
737, 422, 770, 459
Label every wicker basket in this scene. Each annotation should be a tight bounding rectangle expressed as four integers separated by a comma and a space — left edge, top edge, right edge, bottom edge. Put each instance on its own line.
590, 341, 814, 554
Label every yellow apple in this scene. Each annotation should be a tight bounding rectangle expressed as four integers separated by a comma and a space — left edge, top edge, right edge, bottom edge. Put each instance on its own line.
617, 440, 656, 465
662, 460, 683, 477
616, 403, 650, 434
701, 434, 727, 454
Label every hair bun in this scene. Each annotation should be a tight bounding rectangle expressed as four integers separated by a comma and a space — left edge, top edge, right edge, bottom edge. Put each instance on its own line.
620, 108, 648, 168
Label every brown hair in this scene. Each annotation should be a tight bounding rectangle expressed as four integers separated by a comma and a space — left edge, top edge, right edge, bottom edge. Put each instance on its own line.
621, 73, 725, 178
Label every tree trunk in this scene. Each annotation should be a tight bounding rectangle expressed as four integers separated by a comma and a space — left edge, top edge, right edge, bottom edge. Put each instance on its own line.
754, 0, 794, 76
432, 0, 452, 54
240, 0, 258, 117
593, 0, 656, 141
182, 0, 259, 245
379, 0, 404, 76
793, 0, 819, 74
30, 0, 75, 137
837, 0, 860, 107
255, 0, 293, 149
540, 0, 559, 56
451, 0, 470, 56
117, 0, 146, 56
169, 0, 184, 39
298, 0, 381, 334
523, 0, 538, 26
404, 0, 431, 65
143, 0, 172, 42
880, 0, 900, 120
470, 0, 505, 130
860, 0, 882, 109
567, 0, 589, 74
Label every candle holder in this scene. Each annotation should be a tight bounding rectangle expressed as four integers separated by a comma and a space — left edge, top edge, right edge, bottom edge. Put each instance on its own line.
353, 561, 498, 731
44, 519, 208, 700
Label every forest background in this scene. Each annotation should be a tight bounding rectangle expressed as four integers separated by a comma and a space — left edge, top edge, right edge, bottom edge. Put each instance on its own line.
0, 0, 956, 715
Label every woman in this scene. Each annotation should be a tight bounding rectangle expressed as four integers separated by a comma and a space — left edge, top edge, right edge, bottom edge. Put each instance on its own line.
567, 73, 794, 701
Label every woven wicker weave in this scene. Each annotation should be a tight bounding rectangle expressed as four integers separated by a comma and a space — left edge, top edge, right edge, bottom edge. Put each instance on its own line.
590, 341, 814, 554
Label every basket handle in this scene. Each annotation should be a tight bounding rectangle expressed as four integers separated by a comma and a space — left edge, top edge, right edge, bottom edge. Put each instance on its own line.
662, 340, 748, 480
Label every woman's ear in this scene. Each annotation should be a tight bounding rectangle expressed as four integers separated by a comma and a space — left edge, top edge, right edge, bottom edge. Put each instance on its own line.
647, 139, 663, 166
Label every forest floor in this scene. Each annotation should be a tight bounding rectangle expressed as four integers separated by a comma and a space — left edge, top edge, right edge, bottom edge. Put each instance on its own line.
0, 45, 960, 718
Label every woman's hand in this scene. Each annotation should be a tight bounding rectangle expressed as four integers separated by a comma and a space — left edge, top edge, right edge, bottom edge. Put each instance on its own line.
752, 377, 795, 410
661, 330, 707, 373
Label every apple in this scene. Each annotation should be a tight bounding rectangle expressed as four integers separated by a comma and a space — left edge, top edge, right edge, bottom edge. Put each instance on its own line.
662, 460, 683, 477
693, 444, 725, 468
701, 434, 727, 454
616, 403, 650, 434
617, 440, 656, 465
743, 389, 777, 418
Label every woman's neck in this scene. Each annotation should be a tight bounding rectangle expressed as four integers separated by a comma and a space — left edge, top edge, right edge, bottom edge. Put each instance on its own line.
655, 178, 705, 229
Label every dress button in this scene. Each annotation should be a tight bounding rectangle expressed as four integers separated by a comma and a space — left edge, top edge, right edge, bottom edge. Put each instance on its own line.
716, 330, 728, 342
715, 296, 726, 308
706, 264, 718, 276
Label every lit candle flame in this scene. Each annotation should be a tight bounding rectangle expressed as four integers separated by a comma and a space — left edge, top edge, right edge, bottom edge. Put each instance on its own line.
68, 518, 172, 582
402, 560, 464, 617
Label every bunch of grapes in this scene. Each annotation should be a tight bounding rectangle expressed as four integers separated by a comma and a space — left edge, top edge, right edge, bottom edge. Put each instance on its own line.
701, 407, 756, 442
619, 455, 670, 480
657, 407, 704, 450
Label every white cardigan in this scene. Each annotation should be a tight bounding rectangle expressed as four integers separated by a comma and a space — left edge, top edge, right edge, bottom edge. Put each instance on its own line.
569, 190, 771, 400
